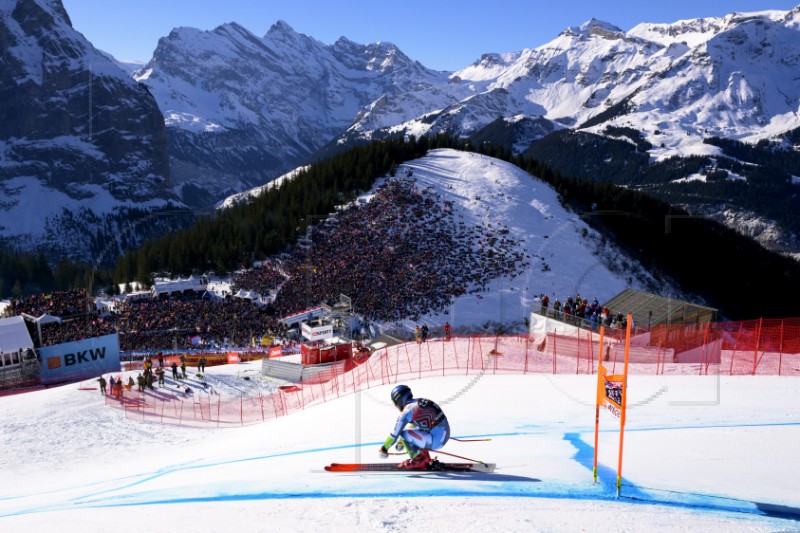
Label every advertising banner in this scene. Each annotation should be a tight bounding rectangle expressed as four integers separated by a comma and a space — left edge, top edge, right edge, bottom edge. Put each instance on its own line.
596, 364, 624, 419
38, 334, 120, 384
301, 322, 333, 341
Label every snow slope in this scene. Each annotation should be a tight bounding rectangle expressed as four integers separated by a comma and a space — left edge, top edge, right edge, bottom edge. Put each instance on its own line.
222, 148, 672, 332
0, 357, 798, 532
398, 150, 663, 330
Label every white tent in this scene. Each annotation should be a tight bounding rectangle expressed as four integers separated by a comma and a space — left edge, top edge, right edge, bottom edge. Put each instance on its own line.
0, 315, 35, 355
152, 275, 207, 296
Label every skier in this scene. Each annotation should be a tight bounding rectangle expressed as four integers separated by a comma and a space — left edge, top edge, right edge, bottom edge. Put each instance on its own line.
378, 384, 450, 470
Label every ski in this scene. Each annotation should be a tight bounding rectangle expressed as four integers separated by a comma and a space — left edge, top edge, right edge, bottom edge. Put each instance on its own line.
324, 460, 495, 473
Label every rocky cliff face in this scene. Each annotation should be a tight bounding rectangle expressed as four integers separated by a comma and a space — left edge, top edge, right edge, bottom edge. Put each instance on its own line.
0, 0, 187, 265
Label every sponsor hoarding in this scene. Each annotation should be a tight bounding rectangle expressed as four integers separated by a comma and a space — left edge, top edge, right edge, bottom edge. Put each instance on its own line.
38, 334, 120, 384
301, 322, 333, 341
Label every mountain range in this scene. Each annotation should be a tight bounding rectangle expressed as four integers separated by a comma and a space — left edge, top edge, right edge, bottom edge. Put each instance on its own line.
1, 0, 799, 265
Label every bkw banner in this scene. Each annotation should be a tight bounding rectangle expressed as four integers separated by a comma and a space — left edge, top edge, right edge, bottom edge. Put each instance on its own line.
38, 334, 120, 384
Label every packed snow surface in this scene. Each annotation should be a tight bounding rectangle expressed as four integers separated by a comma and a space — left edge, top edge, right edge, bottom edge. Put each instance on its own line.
1, 357, 798, 532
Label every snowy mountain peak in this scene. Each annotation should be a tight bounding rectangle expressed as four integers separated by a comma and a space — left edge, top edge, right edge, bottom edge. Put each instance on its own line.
264, 19, 320, 47
782, 4, 800, 27
628, 17, 726, 48
476, 53, 513, 69
722, 8, 794, 27
267, 19, 295, 34
364, 41, 412, 72
331, 36, 415, 73
1, 0, 71, 25
561, 18, 624, 39
215, 21, 256, 39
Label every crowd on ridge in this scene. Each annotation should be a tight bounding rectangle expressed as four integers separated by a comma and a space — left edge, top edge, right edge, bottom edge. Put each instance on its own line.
5, 177, 531, 350
230, 264, 286, 297
4, 289, 92, 318
273, 177, 529, 322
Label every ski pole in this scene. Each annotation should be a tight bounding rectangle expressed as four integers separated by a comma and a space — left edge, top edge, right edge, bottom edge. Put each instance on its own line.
430, 449, 486, 464
389, 448, 486, 464
450, 437, 491, 442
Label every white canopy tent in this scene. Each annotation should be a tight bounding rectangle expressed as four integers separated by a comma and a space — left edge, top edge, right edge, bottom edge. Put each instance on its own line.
0, 316, 35, 353
152, 275, 208, 297
0, 316, 35, 371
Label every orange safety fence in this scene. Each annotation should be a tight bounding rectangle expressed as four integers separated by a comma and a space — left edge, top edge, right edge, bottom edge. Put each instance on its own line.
104, 317, 800, 427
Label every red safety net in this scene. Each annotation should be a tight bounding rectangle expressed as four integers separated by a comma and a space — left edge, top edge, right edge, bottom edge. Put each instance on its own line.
103, 317, 800, 427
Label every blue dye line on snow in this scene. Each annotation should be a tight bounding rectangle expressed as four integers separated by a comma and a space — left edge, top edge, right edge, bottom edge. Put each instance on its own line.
12, 487, 800, 524
562, 431, 800, 522
3, 431, 799, 522
67, 441, 372, 503
564, 431, 650, 501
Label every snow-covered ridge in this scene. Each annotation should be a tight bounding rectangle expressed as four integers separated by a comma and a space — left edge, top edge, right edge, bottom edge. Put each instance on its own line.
380, 5, 800, 157
132, 4, 800, 258
216, 166, 310, 209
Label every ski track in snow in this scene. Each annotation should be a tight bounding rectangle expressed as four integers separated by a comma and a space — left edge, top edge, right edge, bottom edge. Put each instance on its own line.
4, 421, 800, 520
3, 366, 799, 531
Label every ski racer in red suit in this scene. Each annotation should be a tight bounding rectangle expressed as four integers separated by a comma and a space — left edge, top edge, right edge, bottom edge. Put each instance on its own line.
378, 384, 450, 469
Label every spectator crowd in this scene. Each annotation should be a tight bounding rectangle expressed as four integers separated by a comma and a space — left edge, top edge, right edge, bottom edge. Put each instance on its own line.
6, 177, 537, 351
22, 291, 289, 352
5, 289, 92, 318
540, 293, 631, 330
274, 177, 529, 322
231, 263, 286, 296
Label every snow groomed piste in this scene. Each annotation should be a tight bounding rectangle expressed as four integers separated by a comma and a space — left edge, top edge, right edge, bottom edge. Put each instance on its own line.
84, 327, 800, 525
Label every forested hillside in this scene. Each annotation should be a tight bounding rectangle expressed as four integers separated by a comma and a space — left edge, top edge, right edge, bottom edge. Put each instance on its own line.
3, 137, 799, 320
525, 129, 800, 250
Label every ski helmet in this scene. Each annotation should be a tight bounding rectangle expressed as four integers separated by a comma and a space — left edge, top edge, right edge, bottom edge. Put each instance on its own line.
391, 384, 412, 410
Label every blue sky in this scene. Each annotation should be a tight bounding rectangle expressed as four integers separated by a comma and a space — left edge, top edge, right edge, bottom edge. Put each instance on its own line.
62, 0, 800, 70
